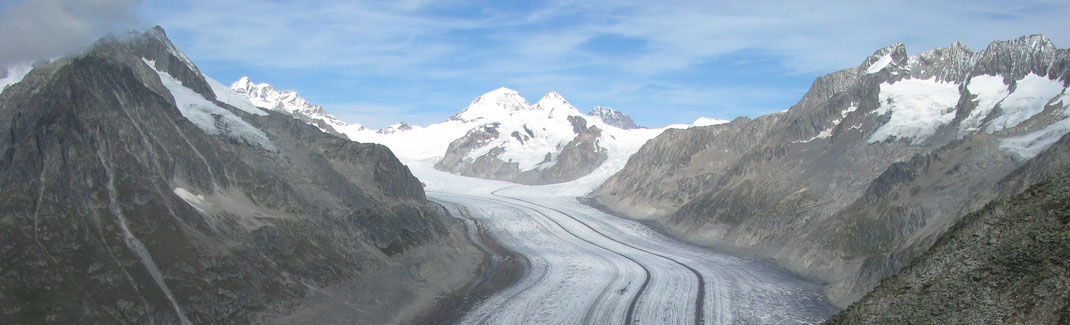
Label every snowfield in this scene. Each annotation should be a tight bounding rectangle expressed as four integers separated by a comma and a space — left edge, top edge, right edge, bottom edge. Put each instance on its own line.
415, 165, 839, 324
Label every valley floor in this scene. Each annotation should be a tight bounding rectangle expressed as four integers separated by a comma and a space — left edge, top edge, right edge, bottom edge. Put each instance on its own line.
413, 166, 840, 324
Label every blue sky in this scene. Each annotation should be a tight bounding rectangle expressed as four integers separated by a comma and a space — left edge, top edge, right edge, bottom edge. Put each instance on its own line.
4, 1, 1069, 128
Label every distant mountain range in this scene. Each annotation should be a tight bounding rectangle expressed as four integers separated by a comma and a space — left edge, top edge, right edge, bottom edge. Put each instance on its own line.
230, 78, 725, 185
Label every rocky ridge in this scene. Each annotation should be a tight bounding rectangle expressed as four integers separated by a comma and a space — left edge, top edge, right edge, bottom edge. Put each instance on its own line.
230, 76, 354, 137
588, 106, 638, 129
590, 34, 1070, 306
0, 27, 479, 323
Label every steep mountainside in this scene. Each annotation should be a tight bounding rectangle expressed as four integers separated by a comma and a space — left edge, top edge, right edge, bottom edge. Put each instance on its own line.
230, 76, 354, 137
0, 27, 479, 324
590, 35, 1070, 306
826, 163, 1070, 324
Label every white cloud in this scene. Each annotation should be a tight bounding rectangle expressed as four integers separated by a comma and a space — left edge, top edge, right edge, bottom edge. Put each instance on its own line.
0, 0, 140, 67
134, 0, 1070, 127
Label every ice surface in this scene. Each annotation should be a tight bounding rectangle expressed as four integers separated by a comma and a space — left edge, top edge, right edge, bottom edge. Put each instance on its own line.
144, 59, 277, 152
961, 74, 1011, 134
868, 78, 961, 144
204, 76, 267, 116
984, 73, 1065, 133
999, 95, 1070, 161
413, 164, 839, 324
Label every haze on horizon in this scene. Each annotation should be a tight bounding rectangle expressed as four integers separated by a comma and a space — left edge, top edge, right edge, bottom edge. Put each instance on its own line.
3, 0, 1068, 129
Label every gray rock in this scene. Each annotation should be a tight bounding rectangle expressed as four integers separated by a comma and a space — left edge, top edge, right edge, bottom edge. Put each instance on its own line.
589, 34, 1070, 307
588, 106, 638, 129
0, 27, 476, 324
826, 163, 1070, 324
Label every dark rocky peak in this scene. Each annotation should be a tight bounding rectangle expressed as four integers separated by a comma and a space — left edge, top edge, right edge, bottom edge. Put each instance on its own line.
588, 106, 638, 129
859, 42, 908, 75
907, 41, 977, 82
974, 34, 1068, 81
89, 26, 215, 102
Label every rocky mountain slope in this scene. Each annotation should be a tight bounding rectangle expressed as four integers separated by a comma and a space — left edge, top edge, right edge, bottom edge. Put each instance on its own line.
590, 35, 1070, 306
0, 27, 479, 324
230, 76, 354, 137
826, 163, 1070, 324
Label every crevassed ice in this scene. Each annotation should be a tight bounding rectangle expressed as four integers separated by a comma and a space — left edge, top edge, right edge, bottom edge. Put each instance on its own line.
143, 58, 277, 152
868, 78, 961, 144
984, 73, 1065, 133
999, 92, 1070, 161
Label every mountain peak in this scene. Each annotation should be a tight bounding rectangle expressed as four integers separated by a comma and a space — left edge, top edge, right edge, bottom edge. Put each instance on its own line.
452, 87, 533, 121
534, 91, 579, 117
230, 76, 351, 132
588, 106, 638, 129
862, 42, 908, 74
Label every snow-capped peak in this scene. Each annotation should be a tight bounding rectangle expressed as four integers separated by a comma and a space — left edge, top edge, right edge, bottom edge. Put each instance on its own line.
472, 87, 529, 109
452, 87, 534, 122
534, 91, 580, 116
230, 76, 353, 132
863, 42, 906, 74
588, 106, 639, 129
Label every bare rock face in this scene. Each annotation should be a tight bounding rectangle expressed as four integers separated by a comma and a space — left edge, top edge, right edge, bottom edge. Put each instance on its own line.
588, 106, 638, 129
0, 27, 476, 324
590, 35, 1070, 307
826, 164, 1070, 324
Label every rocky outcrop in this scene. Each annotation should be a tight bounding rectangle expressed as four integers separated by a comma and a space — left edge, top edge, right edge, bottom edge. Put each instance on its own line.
590, 35, 1070, 306
0, 27, 478, 324
826, 164, 1070, 324
588, 106, 638, 129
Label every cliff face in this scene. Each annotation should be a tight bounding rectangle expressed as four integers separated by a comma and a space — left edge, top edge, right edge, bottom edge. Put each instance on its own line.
590, 35, 1070, 306
0, 27, 478, 324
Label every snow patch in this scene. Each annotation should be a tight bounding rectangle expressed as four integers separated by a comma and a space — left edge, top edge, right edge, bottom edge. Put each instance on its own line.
144, 59, 277, 152
205, 76, 267, 116
961, 75, 1011, 134
0, 63, 33, 94
692, 117, 730, 127
866, 53, 894, 73
868, 78, 961, 144
173, 187, 206, 208
984, 73, 1065, 133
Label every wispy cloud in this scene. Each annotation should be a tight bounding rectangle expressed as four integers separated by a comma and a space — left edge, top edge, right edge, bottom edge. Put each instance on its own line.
130, 0, 1070, 128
